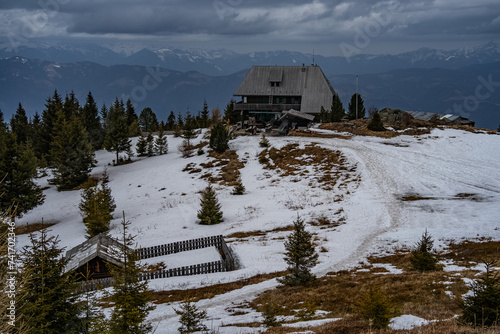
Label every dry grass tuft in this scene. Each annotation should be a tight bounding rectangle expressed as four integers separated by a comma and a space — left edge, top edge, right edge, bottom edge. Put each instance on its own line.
226, 225, 294, 240
195, 150, 245, 186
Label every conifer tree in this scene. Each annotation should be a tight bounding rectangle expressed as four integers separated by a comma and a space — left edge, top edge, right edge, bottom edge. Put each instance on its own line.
330, 94, 345, 122
128, 119, 142, 137
79, 171, 116, 238
50, 111, 95, 190
460, 261, 500, 327
138, 107, 158, 133
197, 184, 223, 225
347, 93, 366, 120
0, 131, 43, 215
409, 229, 439, 272
154, 129, 168, 155
63, 90, 80, 119
136, 135, 148, 157
166, 111, 176, 130
278, 215, 318, 286
19, 228, 81, 334
146, 132, 155, 157
259, 133, 270, 148
209, 121, 229, 153
107, 213, 154, 334
10, 103, 30, 144
200, 99, 209, 128
367, 111, 386, 131
357, 287, 400, 329
125, 99, 138, 127
182, 110, 197, 145
174, 299, 208, 334
231, 177, 245, 195
81, 91, 104, 150
40, 90, 64, 164
223, 99, 238, 124
103, 99, 132, 164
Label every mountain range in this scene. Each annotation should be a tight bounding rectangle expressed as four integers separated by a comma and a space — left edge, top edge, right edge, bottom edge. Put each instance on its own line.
0, 41, 499, 129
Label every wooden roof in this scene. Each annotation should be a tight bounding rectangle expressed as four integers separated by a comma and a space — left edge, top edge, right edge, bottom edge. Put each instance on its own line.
65, 233, 128, 273
234, 65, 335, 114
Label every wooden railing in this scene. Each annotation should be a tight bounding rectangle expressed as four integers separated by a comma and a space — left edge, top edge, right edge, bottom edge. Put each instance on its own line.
80, 235, 235, 292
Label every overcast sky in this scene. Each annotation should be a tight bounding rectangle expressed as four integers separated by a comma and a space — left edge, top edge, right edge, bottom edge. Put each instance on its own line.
0, 0, 499, 56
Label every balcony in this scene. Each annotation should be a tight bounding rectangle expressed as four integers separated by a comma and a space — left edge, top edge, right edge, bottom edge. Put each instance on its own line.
234, 103, 301, 112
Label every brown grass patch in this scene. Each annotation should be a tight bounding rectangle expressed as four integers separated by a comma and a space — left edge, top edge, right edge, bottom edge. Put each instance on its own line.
226, 225, 294, 240
258, 143, 357, 191
318, 119, 433, 138
149, 271, 285, 305
194, 150, 245, 186
444, 240, 500, 265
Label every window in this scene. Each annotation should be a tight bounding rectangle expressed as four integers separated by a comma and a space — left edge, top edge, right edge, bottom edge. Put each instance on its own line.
270, 81, 280, 87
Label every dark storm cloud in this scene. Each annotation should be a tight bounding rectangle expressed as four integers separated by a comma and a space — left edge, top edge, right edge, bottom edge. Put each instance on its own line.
0, 0, 498, 54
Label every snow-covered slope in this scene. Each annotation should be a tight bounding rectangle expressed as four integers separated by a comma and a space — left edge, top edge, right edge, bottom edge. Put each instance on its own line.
15, 128, 500, 333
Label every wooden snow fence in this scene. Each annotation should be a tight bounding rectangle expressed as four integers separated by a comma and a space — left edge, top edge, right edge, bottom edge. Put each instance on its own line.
80, 235, 235, 292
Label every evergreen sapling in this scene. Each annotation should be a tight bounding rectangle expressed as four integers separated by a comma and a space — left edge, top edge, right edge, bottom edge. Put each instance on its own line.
197, 184, 223, 225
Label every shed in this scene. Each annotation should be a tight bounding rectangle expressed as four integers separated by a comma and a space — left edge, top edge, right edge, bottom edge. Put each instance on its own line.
65, 233, 128, 280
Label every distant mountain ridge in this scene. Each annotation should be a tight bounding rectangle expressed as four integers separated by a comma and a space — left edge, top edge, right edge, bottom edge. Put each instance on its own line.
0, 56, 498, 129
1, 40, 499, 76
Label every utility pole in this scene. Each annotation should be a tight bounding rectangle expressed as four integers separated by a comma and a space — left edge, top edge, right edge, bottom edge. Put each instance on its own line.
355, 75, 359, 120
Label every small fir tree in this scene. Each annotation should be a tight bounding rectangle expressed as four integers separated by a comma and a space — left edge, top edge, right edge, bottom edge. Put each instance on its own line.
259, 133, 270, 148
357, 287, 400, 329
10, 103, 30, 144
231, 177, 245, 195
367, 111, 386, 131
460, 261, 500, 327
166, 111, 176, 130
107, 213, 155, 334
197, 184, 223, 225
178, 139, 195, 158
262, 303, 281, 328
79, 171, 116, 238
330, 94, 345, 122
174, 299, 208, 334
155, 129, 168, 155
409, 229, 439, 272
19, 228, 81, 334
81, 91, 105, 150
347, 93, 366, 120
200, 99, 209, 128
103, 98, 132, 164
182, 110, 197, 145
146, 132, 155, 157
278, 215, 318, 286
209, 121, 229, 153
223, 99, 239, 124
138, 107, 158, 133
136, 135, 148, 157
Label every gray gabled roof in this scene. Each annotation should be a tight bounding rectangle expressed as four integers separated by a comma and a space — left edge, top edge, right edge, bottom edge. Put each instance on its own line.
234, 65, 335, 114
65, 233, 128, 273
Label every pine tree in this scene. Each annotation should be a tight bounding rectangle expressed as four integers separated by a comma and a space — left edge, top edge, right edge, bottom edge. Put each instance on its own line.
128, 119, 142, 137
367, 111, 386, 131
259, 133, 270, 148
19, 228, 81, 334
357, 287, 400, 329
209, 121, 229, 153
174, 299, 208, 334
50, 111, 95, 190
347, 93, 366, 120
166, 111, 176, 130
154, 129, 168, 155
40, 90, 63, 165
103, 99, 132, 164
231, 177, 245, 195
146, 132, 155, 157
330, 94, 345, 122
81, 91, 104, 150
278, 215, 318, 286
79, 171, 116, 238
125, 99, 138, 127
182, 110, 197, 145
197, 184, 223, 225
200, 99, 209, 128
107, 213, 154, 334
460, 261, 500, 327
10, 103, 30, 144
223, 99, 238, 124
262, 303, 281, 328
0, 132, 43, 215
138, 107, 158, 133
63, 90, 80, 119
136, 135, 148, 157
319, 106, 329, 123
409, 229, 439, 272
